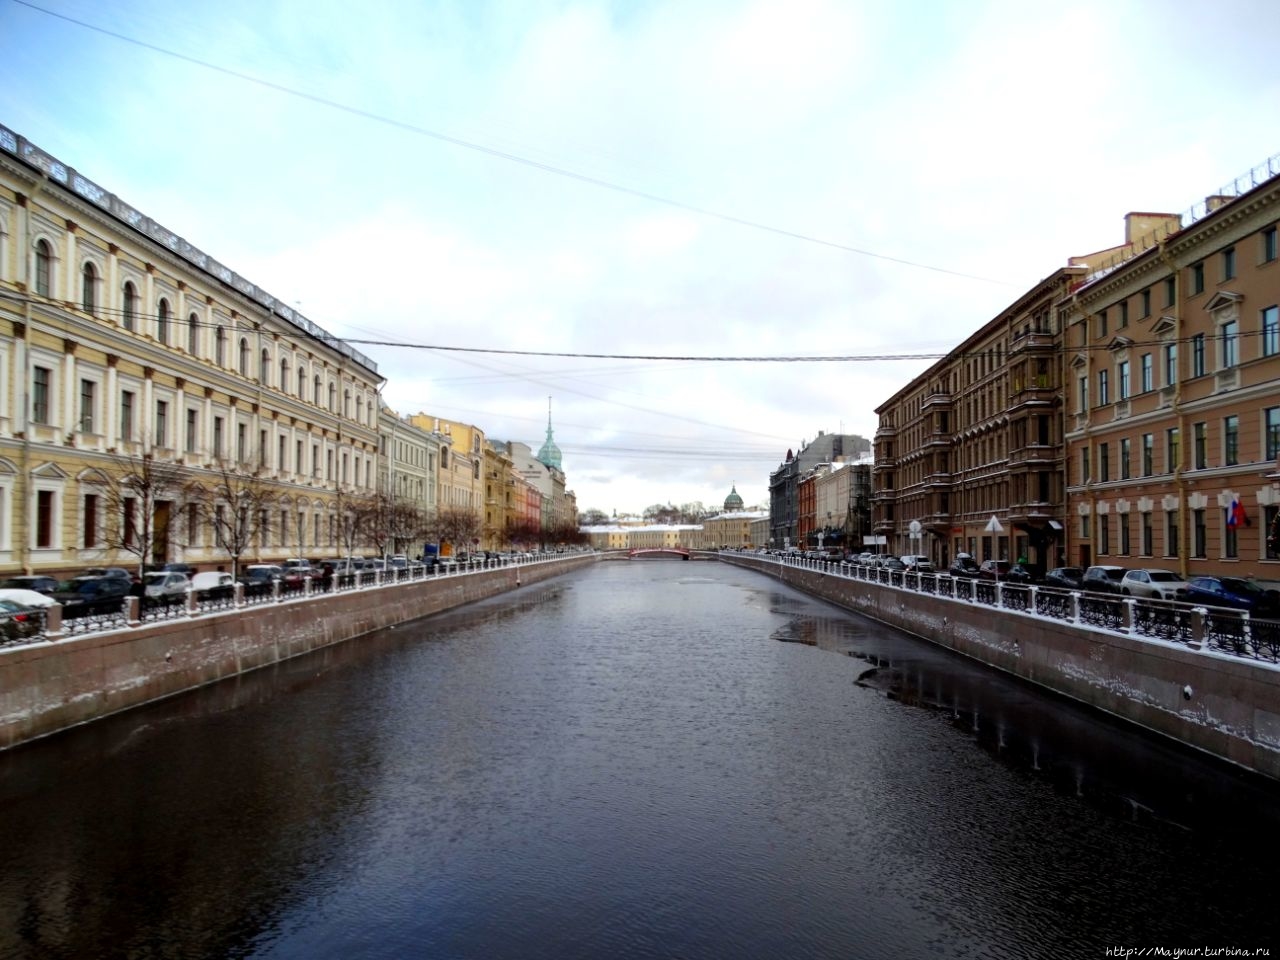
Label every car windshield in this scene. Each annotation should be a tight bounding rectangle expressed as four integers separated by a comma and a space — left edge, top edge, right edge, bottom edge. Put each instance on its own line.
144, 574, 167, 584
1148, 571, 1181, 582
1102, 569, 1124, 580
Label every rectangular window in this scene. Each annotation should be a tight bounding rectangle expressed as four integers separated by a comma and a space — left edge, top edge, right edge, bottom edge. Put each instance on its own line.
1081, 515, 1090, 540
1193, 422, 1207, 469
32, 366, 51, 424
1265, 226, 1278, 264
1221, 321, 1238, 368
1118, 301, 1129, 328
1140, 289, 1151, 318
1164, 344, 1177, 386
1166, 428, 1179, 473
1098, 369, 1109, 406
1223, 508, 1240, 559
1225, 415, 1239, 466
1141, 511, 1153, 556
79, 378, 95, 432
1119, 514, 1131, 556
186, 503, 199, 547
237, 423, 247, 462
1099, 443, 1110, 482
1099, 516, 1110, 555
1192, 334, 1205, 377
155, 400, 168, 447
186, 409, 198, 453
1081, 448, 1091, 484
1078, 376, 1089, 413
279, 434, 287, 471
120, 390, 134, 440
1120, 437, 1131, 479
83, 493, 98, 548
123, 497, 137, 548
1142, 434, 1154, 477
296, 439, 303, 476
36, 490, 54, 548
1097, 310, 1108, 338
1222, 246, 1236, 281
1263, 306, 1279, 357
1117, 361, 1130, 400
1191, 261, 1205, 295
1266, 407, 1280, 461
213, 416, 224, 459
1268, 506, 1280, 561
1166, 510, 1179, 558
1193, 510, 1206, 558
259, 428, 268, 468
1140, 354, 1152, 393
1164, 276, 1176, 307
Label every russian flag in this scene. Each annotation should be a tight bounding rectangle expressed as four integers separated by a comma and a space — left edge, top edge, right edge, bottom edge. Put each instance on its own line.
1228, 497, 1247, 528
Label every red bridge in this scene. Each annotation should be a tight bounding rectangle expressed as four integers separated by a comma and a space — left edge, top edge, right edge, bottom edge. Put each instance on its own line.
627, 547, 690, 559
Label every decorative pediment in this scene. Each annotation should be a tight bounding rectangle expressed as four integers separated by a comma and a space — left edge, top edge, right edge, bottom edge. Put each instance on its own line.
31, 462, 69, 480
1151, 315, 1177, 336
1204, 290, 1243, 313
76, 467, 111, 485
0, 457, 17, 475
1107, 336, 1134, 352
1069, 352, 1089, 369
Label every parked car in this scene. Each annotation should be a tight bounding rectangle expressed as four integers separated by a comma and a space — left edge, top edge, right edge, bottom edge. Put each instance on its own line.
0, 575, 60, 595
879, 557, 907, 572
0, 598, 42, 642
900, 555, 935, 573
162, 562, 198, 577
1184, 576, 1280, 615
82, 567, 134, 582
142, 571, 191, 606
190, 571, 235, 600
1005, 563, 1041, 585
978, 560, 1012, 580
51, 576, 132, 618
1081, 565, 1127, 594
1043, 567, 1084, 590
1120, 569, 1189, 601
239, 564, 285, 596
0, 588, 58, 609
949, 555, 980, 578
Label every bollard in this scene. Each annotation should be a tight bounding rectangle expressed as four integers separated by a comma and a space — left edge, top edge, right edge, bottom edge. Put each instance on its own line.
45, 603, 64, 640
185, 587, 198, 617
126, 595, 141, 626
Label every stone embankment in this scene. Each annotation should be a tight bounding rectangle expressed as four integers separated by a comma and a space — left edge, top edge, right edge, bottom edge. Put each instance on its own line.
0, 555, 595, 749
721, 553, 1280, 781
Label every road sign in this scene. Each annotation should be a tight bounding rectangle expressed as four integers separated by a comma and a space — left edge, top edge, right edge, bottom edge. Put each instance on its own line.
985, 515, 1004, 533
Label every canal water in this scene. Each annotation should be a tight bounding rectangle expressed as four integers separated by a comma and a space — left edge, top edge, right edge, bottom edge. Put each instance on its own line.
0, 560, 1276, 959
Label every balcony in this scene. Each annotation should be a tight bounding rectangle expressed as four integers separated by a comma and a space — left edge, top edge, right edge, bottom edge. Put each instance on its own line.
1007, 445, 1058, 467
1008, 376, 1056, 413
1006, 502, 1059, 526
921, 391, 952, 411
1009, 331, 1057, 357
922, 471, 952, 488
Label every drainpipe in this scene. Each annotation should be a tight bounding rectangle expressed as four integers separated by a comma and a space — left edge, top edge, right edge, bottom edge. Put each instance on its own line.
1158, 240, 1188, 579
17, 174, 48, 574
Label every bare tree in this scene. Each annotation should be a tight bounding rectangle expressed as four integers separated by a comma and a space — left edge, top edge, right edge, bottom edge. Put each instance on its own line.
95, 450, 188, 578
579, 507, 609, 526
428, 506, 482, 556
187, 457, 274, 579
354, 492, 427, 559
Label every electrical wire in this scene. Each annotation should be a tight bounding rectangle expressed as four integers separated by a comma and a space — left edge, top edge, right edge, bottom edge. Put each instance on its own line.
10, 0, 1019, 287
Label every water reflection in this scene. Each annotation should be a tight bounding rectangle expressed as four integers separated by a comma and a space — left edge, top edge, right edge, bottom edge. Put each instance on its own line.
0, 565, 1275, 959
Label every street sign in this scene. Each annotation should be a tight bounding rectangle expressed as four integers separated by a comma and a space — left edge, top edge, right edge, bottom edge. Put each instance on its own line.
985, 515, 1004, 533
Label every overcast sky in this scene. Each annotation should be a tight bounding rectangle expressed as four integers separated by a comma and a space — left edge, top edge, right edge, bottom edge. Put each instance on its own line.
3, 0, 1278, 515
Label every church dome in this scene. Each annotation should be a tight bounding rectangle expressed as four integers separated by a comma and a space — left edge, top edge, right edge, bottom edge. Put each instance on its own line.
723, 484, 744, 512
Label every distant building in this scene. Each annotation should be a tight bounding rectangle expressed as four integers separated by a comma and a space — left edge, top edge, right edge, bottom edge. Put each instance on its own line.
769, 431, 871, 548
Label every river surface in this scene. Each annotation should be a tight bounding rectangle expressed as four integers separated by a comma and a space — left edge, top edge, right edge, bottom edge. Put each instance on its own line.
0, 560, 1276, 959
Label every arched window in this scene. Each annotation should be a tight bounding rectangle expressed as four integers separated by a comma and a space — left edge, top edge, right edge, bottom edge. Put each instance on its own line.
122, 281, 138, 331
328, 382, 336, 412
81, 262, 97, 313
188, 313, 200, 355
297, 366, 306, 399
344, 389, 351, 417
215, 327, 227, 366
261, 348, 271, 385
313, 374, 322, 405
34, 239, 52, 296
355, 396, 363, 424
239, 338, 250, 376
280, 357, 289, 391
157, 298, 170, 345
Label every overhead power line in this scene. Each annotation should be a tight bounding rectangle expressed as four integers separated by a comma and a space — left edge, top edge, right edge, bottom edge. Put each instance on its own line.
12, 0, 1017, 287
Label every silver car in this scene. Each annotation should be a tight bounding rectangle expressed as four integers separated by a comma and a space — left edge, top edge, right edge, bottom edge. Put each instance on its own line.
143, 571, 190, 605
1120, 569, 1189, 600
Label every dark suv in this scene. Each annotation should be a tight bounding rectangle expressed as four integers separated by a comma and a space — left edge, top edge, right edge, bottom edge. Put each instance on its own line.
1081, 565, 1127, 594
51, 576, 132, 618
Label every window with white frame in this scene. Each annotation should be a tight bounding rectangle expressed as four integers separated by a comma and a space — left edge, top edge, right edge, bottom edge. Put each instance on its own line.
32, 365, 52, 424
79, 378, 96, 433
34, 238, 52, 297
1219, 320, 1238, 368
1263, 305, 1279, 357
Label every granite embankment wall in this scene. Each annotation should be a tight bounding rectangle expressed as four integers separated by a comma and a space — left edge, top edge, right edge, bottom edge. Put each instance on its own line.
723, 553, 1280, 781
0, 556, 595, 750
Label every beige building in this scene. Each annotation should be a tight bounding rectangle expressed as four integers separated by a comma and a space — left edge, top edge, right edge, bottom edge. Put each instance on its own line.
1063, 166, 1280, 577
1, 125, 381, 574
701, 486, 767, 549
408, 414, 484, 526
